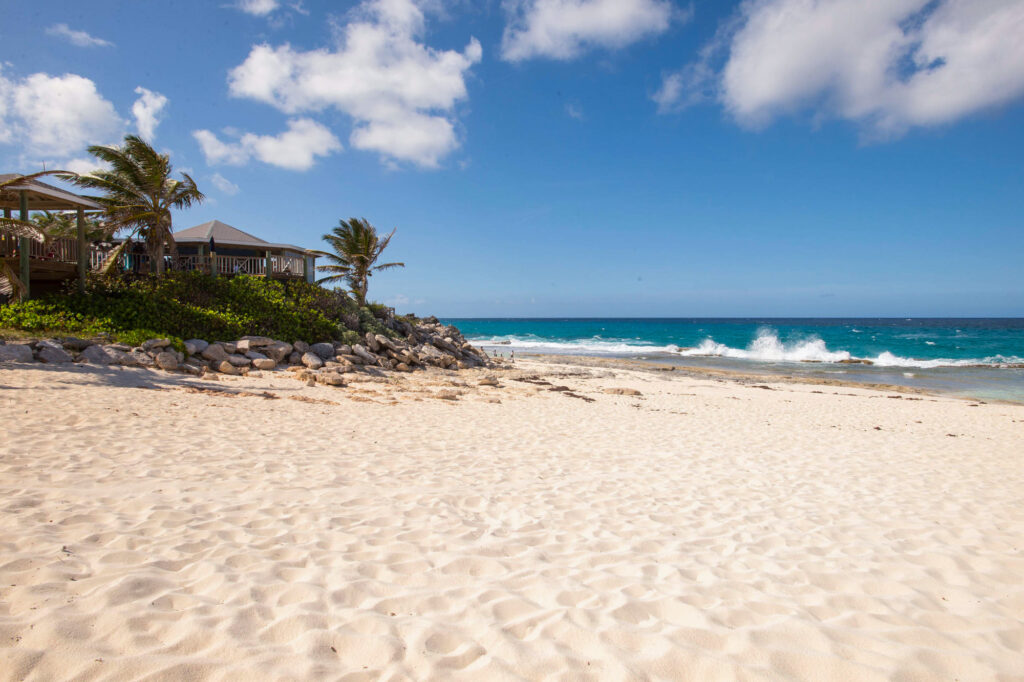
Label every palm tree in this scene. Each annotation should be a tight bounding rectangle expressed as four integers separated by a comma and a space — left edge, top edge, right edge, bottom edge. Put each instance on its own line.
316, 218, 404, 305
1, 170, 75, 300
65, 135, 204, 277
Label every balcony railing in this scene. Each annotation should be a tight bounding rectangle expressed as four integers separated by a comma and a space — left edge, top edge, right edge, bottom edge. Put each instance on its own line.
89, 249, 306, 278
1, 235, 80, 263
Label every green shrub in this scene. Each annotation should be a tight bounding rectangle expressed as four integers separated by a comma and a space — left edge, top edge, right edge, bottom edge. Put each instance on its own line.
0, 272, 378, 344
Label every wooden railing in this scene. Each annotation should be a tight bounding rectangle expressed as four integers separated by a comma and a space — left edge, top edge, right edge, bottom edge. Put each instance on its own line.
1, 235, 79, 262
86, 249, 306, 278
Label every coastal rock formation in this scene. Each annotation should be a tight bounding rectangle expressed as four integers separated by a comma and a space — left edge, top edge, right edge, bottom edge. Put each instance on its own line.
4, 317, 491, 385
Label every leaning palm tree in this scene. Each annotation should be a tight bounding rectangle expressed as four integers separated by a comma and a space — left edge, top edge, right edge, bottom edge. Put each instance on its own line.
316, 218, 404, 305
0, 170, 75, 300
65, 135, 203, 277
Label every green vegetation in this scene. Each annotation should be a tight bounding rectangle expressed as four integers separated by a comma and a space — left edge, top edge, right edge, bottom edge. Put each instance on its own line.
316, 217, 404, 305
0, 271, 401, 345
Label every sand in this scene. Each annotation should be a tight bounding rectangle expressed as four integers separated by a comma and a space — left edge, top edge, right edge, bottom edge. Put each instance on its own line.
1, 359, 1022, 681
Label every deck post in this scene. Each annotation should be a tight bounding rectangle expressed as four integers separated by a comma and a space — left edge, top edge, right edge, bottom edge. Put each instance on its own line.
76, 209, 87, 293
210, 251, 217, 277
265, 250, 273, 279
19, 191, 30, 299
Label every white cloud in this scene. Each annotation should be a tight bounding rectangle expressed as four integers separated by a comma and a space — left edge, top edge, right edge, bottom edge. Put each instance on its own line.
132, 87, 168, 141
656, 0, 1024, 138
501, 0, 676, 62
565, 102, 584, 120
236, 0, 279, 16
193, 118, 342, 171
210, 173, 240, 195
64, 157, 109, 175
0, 67, 123, 162
45, 23, 113, 48
225, 0, 481, 168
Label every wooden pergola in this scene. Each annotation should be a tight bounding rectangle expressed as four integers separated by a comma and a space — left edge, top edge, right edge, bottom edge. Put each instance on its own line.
0, 174, 102, 297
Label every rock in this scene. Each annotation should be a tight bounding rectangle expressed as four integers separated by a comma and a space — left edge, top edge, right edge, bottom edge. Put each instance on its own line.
288, 351, 302, 365
316, 372, 345, 386
478, 376, 499, 386
244, 370, 263, 378
365, 333, 381, 352
217, 360, 241, 375
603, 387, 642, 396
184, 339, 209, 355
154, 351, 178, 370
125, 350, 154, 367
374, 334, 395, 351
245, 350, 268, 360
181, 363, 203, 376
106, 343, 131, 352
142, 338, 171, 351
61, 336, 92, 351
395, 362, 411, 372
37, 346, 73, 363
252, 358, 277, 370
202, 344, 228, 363
293, 340, 310, 353
263, 341, 293, 363
310, 342, 335, 360
352, 344, 377, 364
338, 354, 363, 365
335, 344, 352, 356
75, 344, 120, 365
436, 390, 459, 401
301, 352, 324, 369
0, 344, 35, 363
236, 336, 274, 352
225, 354, 251, 367
217, 341, 238, 354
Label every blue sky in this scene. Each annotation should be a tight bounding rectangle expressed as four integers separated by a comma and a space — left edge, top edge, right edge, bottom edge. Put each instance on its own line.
2, 0, 1023, 317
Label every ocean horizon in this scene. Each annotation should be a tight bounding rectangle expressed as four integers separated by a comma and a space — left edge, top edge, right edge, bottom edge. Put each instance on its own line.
445, 317, 1024, 402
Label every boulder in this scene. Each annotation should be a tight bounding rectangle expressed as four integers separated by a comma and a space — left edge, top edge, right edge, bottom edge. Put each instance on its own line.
237, 336, 274, 352
76, 344, 125, 365
154, 351, 179, 371
252, 358, 277, 371
201, 344, 228, 363
225, 354, 251, 367
301, 352, 324, 370
351, 344, 377, 364
142, 338, 171, 352
107, 343, 131, 352
310, 342, 335, 360
245, 370, 263, 378
216, 360, 241, 375
293, 340, 310, 353
0, 344, 35, 363
61, 337, 93, 351
365, 333, 381, 352
395, 362, 411, 372
181, 363, 203, 376
287, 351, 302, 365
245, 350, 268, 360
125, 350, 155, 367
217, 341, 238, 354
338, 354, 362, 365
184, 339, 209, 355
334, 344, 352, 356
478, 376, 499, 386
37, 346, 73, 364
316, 372, 345, 386
263, 341, 293, 363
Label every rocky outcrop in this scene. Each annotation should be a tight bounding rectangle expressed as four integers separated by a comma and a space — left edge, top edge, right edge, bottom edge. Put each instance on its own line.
3, 317, 491, 385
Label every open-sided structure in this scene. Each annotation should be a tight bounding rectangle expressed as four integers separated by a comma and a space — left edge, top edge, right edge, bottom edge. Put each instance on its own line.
0, 173, 103, 297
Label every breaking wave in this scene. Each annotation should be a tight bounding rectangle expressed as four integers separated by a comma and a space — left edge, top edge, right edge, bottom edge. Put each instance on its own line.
472, 329, 1024, 369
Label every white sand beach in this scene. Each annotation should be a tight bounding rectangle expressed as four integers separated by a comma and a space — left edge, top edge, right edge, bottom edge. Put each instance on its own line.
1, 359, 1022, 681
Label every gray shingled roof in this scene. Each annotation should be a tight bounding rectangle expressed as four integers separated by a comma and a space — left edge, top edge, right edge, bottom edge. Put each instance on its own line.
174, 220, 312, 254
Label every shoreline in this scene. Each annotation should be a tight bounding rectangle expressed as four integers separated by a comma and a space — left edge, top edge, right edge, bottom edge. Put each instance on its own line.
2, 359, 1023, 679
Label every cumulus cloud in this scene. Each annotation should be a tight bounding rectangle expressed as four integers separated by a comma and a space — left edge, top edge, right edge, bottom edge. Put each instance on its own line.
655, 0, 1024, 138
45, 23, 114, 48
193, 118, 342, 171
0, 67, 123, 162
210, 173, 240, 195
132, 87, 168, 141
501, 0, 676, 62
225, 0, 481, 168
236, 0, 279, 16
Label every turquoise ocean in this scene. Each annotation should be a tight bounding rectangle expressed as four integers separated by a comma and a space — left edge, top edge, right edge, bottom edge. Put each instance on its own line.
444, 318, 1024, 402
